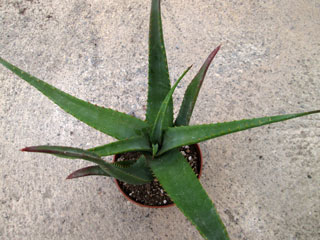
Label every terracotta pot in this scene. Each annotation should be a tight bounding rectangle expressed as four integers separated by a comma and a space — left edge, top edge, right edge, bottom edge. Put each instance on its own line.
113, 144, 203, 208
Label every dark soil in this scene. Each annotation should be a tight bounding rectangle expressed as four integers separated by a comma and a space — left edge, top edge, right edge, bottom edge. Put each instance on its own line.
114, 144, 202, 207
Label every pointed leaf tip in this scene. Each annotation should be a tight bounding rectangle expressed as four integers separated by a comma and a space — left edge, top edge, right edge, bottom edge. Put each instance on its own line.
66, 174, 75, 180
150, 65, 193, 144
0, 57, 148, 140
146, 0, 172, 128
66, 165, 109, 179
175, 45, 221, 126
203, 45, 221, 69
149, 149, 229, 239
21, 146, 45, 152
163, 110, 320, 154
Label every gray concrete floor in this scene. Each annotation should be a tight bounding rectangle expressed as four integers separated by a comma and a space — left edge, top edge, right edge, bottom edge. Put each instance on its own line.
1, 0, 319, 239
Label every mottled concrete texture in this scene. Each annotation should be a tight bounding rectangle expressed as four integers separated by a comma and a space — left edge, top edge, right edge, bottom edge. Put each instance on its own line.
0, 0, 319, 239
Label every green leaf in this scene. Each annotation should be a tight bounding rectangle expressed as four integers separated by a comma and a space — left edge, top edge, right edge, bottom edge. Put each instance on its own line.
149, 149, 229, 240
150, 66, 192, 144
146, 0, 173, 129
0, 57, 149, 140
89, 136, 151, 156
66, 160, 138, 179
103, 154, 153, 185
21, 145, 106, 165
152, 143, 159, 156
66, 165, 109, 179
175, 46, 220, 126
159, 110, 320, 155
22, 145, 153, 184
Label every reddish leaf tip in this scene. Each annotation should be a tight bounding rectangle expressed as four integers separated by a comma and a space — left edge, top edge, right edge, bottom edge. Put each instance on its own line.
66, 174, 73, 180
211, 45, 221, 56
66, 166, 92, 179
20, 146, 39, 152
66, 171, 81, 179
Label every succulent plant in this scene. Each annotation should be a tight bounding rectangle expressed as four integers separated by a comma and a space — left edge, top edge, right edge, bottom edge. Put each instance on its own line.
0, 0, 319, 239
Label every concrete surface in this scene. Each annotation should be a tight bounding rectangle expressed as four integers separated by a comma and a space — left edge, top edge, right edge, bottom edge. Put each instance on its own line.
0, 0, 319, 239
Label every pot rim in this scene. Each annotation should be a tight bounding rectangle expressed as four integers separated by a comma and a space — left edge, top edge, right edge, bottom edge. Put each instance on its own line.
113, 143, 203, 208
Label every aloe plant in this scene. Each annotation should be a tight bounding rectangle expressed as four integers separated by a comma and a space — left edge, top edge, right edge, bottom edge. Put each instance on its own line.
0, 0, 319, 239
